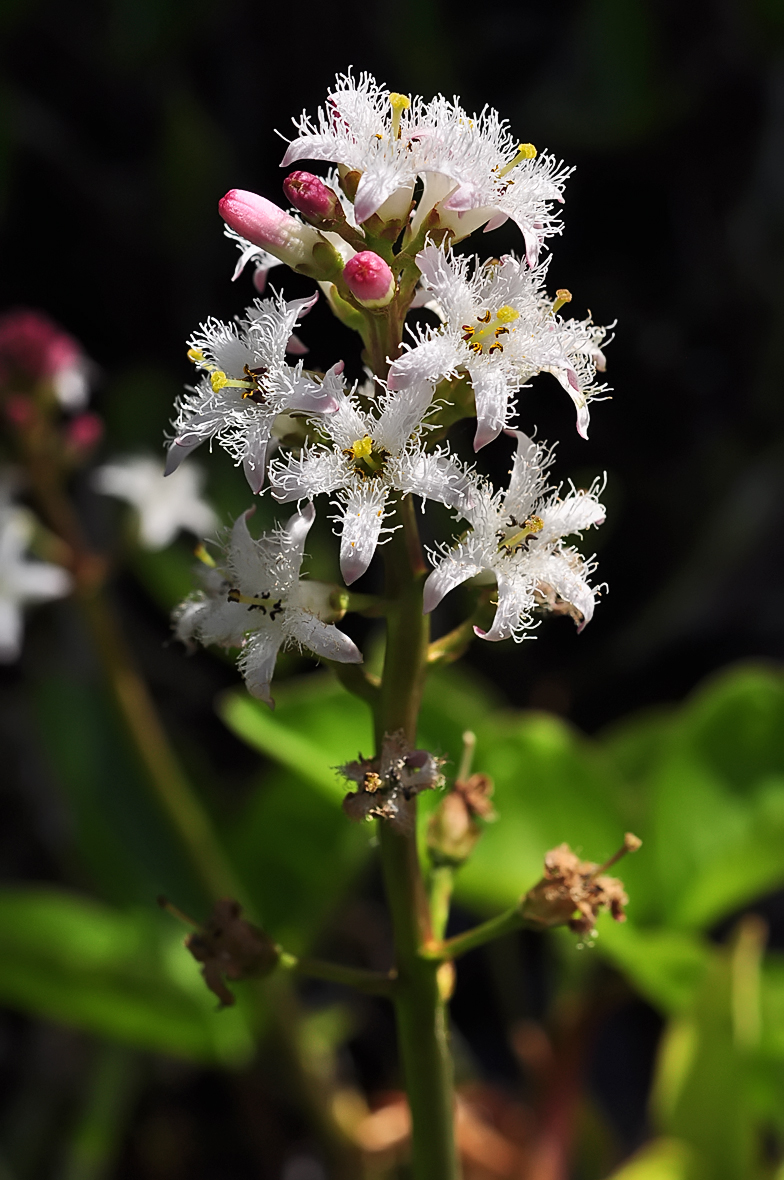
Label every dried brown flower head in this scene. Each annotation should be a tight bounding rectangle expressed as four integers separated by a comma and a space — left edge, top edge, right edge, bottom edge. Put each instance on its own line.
342, 731, 445, 828
521, 834, 641, 935
181, 898, 279, 1007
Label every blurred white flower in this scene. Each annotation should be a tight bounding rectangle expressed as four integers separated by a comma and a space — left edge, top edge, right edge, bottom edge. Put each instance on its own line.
0, 503, 72, 661
93, 456, 218, 550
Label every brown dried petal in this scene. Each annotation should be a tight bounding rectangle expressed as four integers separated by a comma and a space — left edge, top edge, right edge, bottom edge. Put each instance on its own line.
185, 898, 279, 1007
521, 843, 631, 934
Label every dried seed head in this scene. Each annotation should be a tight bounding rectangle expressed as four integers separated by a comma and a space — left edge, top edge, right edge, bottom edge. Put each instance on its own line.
521, 837, 640, 935
182, 898, 279, 1007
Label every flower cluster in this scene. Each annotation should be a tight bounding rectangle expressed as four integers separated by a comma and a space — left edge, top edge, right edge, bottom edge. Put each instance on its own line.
169, 71, 612, 706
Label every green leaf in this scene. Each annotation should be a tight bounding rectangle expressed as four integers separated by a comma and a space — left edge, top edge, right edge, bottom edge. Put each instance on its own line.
603, 665, 784, 930
0, 889, 256, 1065
454, 709, 625, 912
218, 673, 374, 799
594, 920, 710, 1014
602, 1138, 696, 1180
31, 675, 207, 915
219, 674, 375, 950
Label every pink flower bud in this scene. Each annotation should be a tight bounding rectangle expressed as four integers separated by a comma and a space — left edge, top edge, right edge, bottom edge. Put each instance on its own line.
283, 171, 341, 221
343, 252, 395, 308
219, 189, 337, 277
66, 412, 103, 453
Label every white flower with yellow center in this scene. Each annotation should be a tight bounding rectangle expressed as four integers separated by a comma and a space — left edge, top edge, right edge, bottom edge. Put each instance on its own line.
267, 380, 474, 585
167, 293, 339, 493
424, 431, 605, 642
280, 73, 570, 259
174, 504, 361, 707
388, 246, 609, 449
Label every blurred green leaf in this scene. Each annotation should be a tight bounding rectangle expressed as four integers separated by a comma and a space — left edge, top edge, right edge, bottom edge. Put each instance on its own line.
603, 1138, 695, 1180
0, 889, 256, 1065
32, 675, 206, 915
455, 709, 625, 912
220, 675, 375, 951
649, 927, 763, 1180
602, 665, 784, 930
595, 921, 710, 1014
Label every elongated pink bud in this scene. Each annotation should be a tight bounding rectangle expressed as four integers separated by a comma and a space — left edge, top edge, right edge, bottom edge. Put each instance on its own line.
343, 251, 395, 308
283, 171, 341, 221
219, 189, 340, 278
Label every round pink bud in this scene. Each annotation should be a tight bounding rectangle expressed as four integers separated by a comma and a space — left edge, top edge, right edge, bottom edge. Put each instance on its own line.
283, 171, 340, 220
343, 252, 395, 308
66, 412, 103, 453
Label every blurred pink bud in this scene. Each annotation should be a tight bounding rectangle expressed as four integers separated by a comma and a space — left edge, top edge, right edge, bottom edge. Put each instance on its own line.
343, 252, 395, 308
66, 412, 103, 453
219, 189, 336, 276
283, 171, 341, 220
0, 309, 83, 397
252, 266, 269, 294
4, 394, 33, 427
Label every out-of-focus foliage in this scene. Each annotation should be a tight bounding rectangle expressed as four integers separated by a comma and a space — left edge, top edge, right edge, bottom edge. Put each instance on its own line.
4, 659, 784, 1172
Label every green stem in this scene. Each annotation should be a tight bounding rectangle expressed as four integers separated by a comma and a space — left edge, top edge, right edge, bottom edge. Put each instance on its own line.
422, 905, 530, 962
59, 1045, 139, 1180
429, 866, 455, 943
279, 951, 397, 997
376, 499, 460, 1180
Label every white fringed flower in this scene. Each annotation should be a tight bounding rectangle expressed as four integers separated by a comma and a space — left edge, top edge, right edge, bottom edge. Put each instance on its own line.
167, 293, 339, 493
388, 247, 609, 449
423, 432, 605, 642
268, 380, 474, 585
0, 503, 72, 661
174, 504, 361, 707
280, 72, 570, 259
93, 456, 218, 550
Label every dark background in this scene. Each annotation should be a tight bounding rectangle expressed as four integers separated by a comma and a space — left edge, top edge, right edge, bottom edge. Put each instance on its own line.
1, 0, 783, 1176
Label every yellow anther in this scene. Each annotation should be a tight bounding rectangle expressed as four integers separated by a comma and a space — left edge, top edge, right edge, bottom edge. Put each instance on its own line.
462, 306, 520, 354
193, 543, 216, 568
496, 305, 520, 324
497, 142, 538, 178
351, 435, 374, 459
187, 347, 204, 363
553, 289, 572, 315
389, 92, 411, 138
210, 370, 253, 393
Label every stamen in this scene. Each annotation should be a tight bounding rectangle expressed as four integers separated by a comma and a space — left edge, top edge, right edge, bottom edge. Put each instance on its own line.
463, 306, 520, 354
193, 543, 216, 568
389, 92, 411, 139
210, 370, 254, 393
343, 435, 388, 478
187, 348, 205, 363
497, 142, 537, 179
553, 289, 572, 315
499, 515, 544, 553
590, 832, 642, 879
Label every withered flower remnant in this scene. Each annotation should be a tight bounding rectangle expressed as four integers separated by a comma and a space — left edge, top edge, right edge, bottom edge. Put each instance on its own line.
183, 898, 279, 1008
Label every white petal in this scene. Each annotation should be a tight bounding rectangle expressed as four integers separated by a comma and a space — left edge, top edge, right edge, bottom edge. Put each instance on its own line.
474, 573, 532, 642
415, 245, 476, 324
238, 629, 283, 708
503, 431, 547, 520
269, 448, 348, 502
423, 550, 483, 613
164, 436, 203, 475
0, 600, 23, 661
530, 550, 596, 630
538, 492, 605, 544
284, 501, 316, 558
338, 484, 389, 584
354, 167, 408, 224
11, 562, 72, 603
387, 335, 463, 392
542, 364, 591, 439
373, 381, 434, 452
470, 364, 511, 451
286, 610, 363, 664
391, 449, 474, 516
